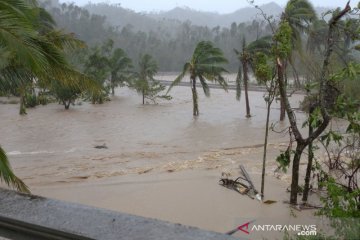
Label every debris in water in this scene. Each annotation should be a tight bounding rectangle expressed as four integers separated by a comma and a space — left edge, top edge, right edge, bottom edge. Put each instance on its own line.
138, 168, 153, 174
94, 143, 108, 149
219, 165, 260, 200
263, 200, 277, 204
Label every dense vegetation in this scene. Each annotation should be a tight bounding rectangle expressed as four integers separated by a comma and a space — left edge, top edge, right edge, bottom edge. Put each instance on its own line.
38, 0, 274, 72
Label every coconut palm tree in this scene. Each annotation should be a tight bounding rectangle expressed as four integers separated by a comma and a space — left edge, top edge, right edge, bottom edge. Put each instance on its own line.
130, 54, 170, 104
109, 48, 133, 95
278, 0, 317, 120
0, 0, 41, 191
167, 41, 228, 116
0, 147, 29, 192
234, 38, 251, 118
0, 0, 97, 191
234, 36, 272, 118
282, 0, 317, 51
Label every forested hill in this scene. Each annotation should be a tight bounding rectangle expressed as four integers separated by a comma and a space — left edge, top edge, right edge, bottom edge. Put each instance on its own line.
85, 2, 283, 30
147, 2, 283, 28
38, 0, 329, 72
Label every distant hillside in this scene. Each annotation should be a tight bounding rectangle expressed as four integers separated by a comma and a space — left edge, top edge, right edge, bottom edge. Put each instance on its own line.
86, 2, 283, 29
85, 3, 182, 34
85, 2, 331, 30
149, 2, 283, 27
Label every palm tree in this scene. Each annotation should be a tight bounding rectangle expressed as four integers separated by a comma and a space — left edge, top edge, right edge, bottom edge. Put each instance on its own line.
234, 38, 251, 118
109, 48, 133, 95
282, 0, 317, 50
0, 147, 29, 193
278, 0, 317, 120
168, 41, 228, 116
234, 36, 272, 118
0, 0, 41, 190
130, 54, 170, 104
0, 0, 97, 191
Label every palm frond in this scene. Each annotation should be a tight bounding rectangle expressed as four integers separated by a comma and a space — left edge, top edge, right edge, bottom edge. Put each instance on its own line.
166, 62, 190, 94
0, 146, 29, 193
199, 75, 210, 97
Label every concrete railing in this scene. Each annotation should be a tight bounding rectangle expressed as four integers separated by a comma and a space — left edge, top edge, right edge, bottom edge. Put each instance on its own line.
0, 188, 239, 240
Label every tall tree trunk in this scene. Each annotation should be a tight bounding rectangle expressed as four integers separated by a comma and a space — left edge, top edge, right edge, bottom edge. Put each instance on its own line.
289, 60, 300, 88
64, 100, 70, 110
261, 99, 272, 197
191, 77, 199, 116
278, 63, 286, 121
290, 143, 307, 205
19, 90, 26, 115
243, 61, 251, 118
111, 74, 115, 96
142, 89, 145, 105
302, 106, 315, 203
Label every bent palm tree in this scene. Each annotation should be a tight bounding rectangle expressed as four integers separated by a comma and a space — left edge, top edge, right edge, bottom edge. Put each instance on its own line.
0, 147, 29, 193
278, 0, 317, 120
0, 0, 97, 191
234, 36, 272, 118
168, 41, 228, 116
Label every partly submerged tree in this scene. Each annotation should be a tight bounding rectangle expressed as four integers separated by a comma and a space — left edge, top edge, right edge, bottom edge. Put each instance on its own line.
109, 48, 133, 95
130, 54, 171, 104
167, 41, 228, 116
234, 38, 252, 118
84, 40, 133, 101
276, 3, 352, 205
0, 0, 97, 191
234, 36, 272, 118
50, 80, 82, 109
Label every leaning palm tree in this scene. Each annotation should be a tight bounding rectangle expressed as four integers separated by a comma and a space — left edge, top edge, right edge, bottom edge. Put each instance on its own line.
167, 41, 228, 116
278, 0, 317, 120
234, 38, 251, 118
0, 0, 98, 191
234, 36, 272, 118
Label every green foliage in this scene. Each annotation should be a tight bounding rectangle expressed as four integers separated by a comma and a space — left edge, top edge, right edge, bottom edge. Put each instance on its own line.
51, 81, 82, 109
273, 21, 293, 59
0, 0, 98, 189
254, 52, 272, 84
130, 54, 171, 104
276, 149, 291, 173
168, 41, 228, 115
84, 39, 133, 101
320, 131, 343, 148
235, 65, 242, 100
0, 146, 29, 193
317, 178, 360, 239
25, 94, 38, 108
109, 48, 133, 93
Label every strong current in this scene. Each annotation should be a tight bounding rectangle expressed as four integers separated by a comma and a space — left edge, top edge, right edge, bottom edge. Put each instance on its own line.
0, 74, 306, 187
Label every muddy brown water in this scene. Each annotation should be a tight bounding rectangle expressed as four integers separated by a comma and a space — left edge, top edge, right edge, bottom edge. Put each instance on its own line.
0, 78, 306, 186
2, 76, 328, 237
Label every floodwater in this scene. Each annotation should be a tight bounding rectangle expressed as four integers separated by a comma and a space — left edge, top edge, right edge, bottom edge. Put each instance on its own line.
0, 74, 321, 237
0, 74, 306, 186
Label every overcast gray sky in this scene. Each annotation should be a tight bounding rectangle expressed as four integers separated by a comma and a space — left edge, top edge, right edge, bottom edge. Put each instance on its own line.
59, 0, 356, 13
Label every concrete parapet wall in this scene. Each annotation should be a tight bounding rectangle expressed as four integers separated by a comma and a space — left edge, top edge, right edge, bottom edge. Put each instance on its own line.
0, 188, 238, 240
